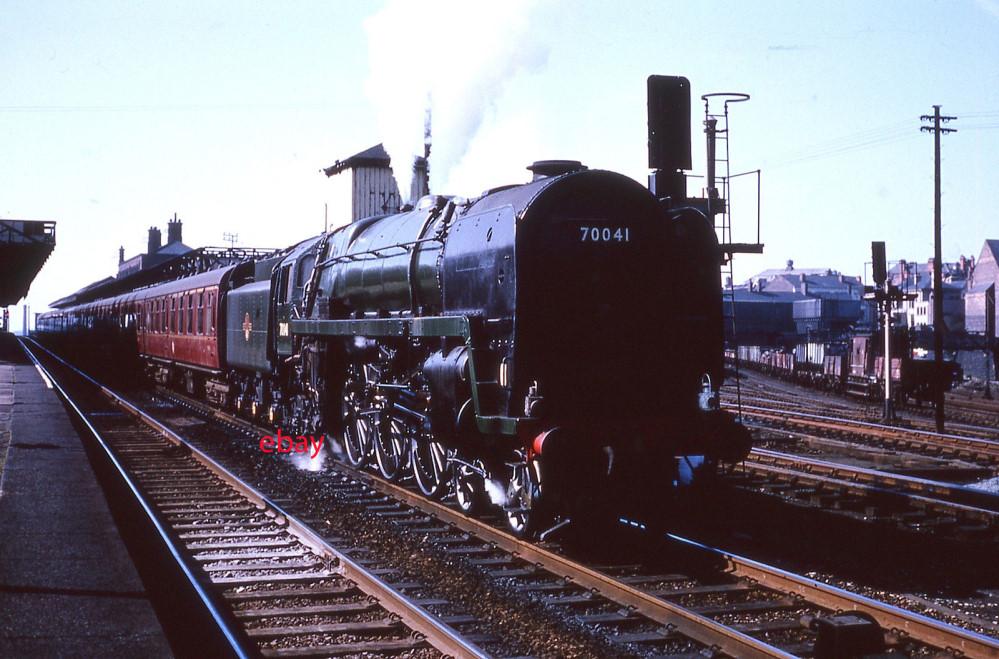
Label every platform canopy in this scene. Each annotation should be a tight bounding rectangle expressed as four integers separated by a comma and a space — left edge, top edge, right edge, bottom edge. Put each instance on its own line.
0, 220, 56, 306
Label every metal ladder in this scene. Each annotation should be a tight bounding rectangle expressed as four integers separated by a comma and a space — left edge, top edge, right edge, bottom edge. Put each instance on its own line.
702, 92, 756, 421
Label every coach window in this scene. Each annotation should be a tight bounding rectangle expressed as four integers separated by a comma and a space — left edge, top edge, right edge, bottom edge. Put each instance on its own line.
197, 292, 204, 334
170, 296, 176, 333
208, 292, 215, 334
187, 294, 193, 334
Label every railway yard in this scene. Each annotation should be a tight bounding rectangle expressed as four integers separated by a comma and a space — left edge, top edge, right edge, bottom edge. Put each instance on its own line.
3, 334, 996, 658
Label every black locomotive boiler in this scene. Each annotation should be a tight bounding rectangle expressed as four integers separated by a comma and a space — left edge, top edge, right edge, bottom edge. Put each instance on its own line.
36, 75, 752, 537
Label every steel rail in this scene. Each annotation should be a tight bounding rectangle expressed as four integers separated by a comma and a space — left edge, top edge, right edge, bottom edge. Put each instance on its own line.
24, 338, 486, 659
153, 386, 793, 658
728, 404, 999, 463
338, 464, 795, 659
151, 371, 999, 657
17, 338, 254, 659
666, 534, 999, 658
724, 391, 999, 440
745, 448, 999, 513
730, 403, 999, 450
738, 452, 999, 532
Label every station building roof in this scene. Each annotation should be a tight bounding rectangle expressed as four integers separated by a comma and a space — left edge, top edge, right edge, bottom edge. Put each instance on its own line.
0, 220, 56, 306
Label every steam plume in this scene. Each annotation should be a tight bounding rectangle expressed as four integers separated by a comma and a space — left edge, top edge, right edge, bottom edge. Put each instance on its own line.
364, 0, 547, 197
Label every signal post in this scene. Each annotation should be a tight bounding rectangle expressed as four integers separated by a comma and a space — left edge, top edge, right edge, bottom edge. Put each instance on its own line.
866, 241, 915, 422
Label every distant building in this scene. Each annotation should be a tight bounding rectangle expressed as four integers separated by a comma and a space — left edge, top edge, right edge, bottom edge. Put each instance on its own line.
965, 240, 999, 335
117, 214, 193, 279
738, 261, 869, 339
723, 288, 802, 345
888, 256, 971, 287
890, 257, 971, 332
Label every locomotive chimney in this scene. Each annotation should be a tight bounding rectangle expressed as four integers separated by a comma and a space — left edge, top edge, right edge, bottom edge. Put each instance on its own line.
409, 105, 432, 205
147, 226, 162, 255
167, 213, 183, 244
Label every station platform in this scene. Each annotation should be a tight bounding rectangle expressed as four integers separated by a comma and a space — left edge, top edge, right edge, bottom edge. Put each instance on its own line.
0, 333, 171, 656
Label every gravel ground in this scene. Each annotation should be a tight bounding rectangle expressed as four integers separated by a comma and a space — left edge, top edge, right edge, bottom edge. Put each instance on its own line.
147, 394, 635, 659
74, 358, 999, 653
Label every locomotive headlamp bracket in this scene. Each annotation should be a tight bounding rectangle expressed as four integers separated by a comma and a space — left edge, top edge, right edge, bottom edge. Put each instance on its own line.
698, 373, 719, 411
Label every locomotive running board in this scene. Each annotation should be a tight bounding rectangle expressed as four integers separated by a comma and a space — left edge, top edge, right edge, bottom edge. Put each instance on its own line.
291, 315, 472, 340
290, 315, 527, 436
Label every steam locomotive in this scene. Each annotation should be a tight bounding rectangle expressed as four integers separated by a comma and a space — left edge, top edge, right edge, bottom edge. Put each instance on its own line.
36, 76, 752, 536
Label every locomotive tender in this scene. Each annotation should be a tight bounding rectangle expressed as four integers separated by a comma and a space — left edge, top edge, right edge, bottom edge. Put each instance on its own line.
37, 76, 752, 536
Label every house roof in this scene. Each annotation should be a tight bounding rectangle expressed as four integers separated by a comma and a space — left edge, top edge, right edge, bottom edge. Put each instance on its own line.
984, 239, 999, 262
749, 267, 838, 280
323, 144, 392, 177
728, 288, 807, 302
157, 241, 192, 255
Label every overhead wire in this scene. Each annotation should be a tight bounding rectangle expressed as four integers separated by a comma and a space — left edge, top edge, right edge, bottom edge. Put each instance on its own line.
766, 109, 999, 168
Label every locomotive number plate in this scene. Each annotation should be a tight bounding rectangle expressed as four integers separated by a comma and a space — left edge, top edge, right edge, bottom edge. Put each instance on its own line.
578, 226, 631, 242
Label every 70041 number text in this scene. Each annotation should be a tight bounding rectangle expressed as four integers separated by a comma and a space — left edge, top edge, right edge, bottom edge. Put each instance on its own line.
579, 226, 631, 242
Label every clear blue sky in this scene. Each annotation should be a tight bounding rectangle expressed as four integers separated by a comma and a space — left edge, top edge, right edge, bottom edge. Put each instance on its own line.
3, 1, 998, 331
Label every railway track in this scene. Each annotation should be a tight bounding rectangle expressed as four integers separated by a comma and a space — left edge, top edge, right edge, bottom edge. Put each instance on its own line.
727, 402, 999, 469
19, 338, 485, 659
26, 337, 999, 657
733, 447, 999, 541
141, 364, 999, 656
726, 391, 999, 441
726, 369, 999, 435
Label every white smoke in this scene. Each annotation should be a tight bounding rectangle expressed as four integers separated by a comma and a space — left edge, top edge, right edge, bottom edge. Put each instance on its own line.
364, 0, 548, 198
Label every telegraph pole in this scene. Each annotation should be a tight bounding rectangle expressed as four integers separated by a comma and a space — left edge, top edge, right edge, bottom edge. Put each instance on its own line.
920, 105, 956, 432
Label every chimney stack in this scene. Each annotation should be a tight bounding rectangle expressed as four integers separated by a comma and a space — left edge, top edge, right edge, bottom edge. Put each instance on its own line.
147, 227, 162, 255
167, 213, 182, 244
118, 246, 125, 264
409, 156, 429, 204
